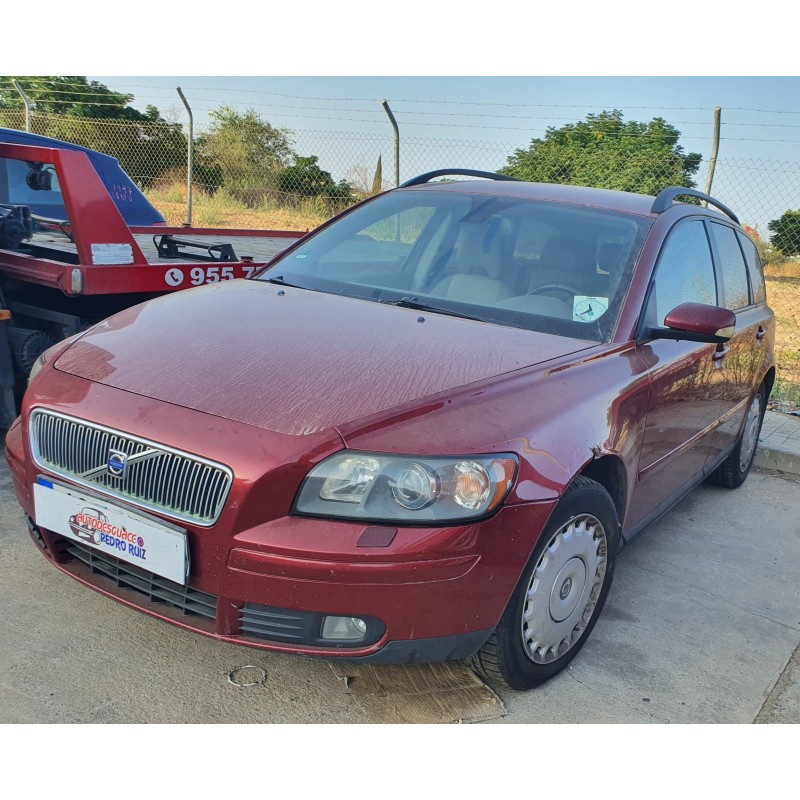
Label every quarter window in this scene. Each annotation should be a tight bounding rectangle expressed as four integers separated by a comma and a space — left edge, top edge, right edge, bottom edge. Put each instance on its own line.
651, 220, 717, 325
709, 223, 750, 310
736, 231, 767, 305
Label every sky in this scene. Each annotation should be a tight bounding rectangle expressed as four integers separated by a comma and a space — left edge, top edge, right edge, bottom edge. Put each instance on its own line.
6, 2, 800, 233
85, 75, 800, 234
89, 75, 800, 165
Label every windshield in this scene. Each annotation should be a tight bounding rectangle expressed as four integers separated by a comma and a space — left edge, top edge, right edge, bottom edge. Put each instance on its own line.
260, 188, 652, 342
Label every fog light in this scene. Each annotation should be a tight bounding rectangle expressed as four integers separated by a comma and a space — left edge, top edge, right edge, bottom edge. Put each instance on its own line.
321, 616, 368, 641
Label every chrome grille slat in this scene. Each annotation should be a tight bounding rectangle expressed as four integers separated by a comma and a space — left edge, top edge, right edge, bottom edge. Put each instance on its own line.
30, 410, 233, 527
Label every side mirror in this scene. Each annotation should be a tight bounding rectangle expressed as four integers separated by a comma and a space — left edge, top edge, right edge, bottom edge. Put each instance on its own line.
26, 163, 53, 192
653, 302, 736, 343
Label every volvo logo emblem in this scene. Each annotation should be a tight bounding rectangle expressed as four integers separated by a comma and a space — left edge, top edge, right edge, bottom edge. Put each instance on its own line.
107, 449, 128, 478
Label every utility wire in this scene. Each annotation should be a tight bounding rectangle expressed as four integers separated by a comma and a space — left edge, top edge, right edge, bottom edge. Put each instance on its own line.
8, 79, 800, 117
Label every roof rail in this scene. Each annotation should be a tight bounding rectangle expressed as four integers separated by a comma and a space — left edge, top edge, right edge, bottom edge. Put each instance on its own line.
400, 169, 522, 188
651, 187, 739, 224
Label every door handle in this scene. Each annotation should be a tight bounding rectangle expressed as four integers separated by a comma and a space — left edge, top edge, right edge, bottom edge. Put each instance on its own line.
712, 345, 729, 364
756, 326, 767, 342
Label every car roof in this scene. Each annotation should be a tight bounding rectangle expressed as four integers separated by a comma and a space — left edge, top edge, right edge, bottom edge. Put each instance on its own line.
396, 179, 727, 221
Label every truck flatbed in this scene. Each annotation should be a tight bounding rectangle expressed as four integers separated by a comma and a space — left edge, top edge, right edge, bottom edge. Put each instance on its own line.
26, 229, 300, 267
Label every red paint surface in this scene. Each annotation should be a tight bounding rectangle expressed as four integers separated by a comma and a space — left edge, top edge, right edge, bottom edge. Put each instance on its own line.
54, 280, 596, 435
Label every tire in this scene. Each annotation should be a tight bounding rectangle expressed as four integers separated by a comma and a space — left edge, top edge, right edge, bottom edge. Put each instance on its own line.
707, 384, 766, 489
471, 475, 619, 690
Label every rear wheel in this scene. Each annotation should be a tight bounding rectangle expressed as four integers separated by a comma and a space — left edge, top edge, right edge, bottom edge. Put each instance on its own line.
471, 476, 619, 690
708, 384, 766, 489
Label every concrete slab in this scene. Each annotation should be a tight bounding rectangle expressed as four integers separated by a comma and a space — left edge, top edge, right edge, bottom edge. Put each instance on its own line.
756, 410, 800, 477
492, 472, 800, 723
755, 643, 800, 723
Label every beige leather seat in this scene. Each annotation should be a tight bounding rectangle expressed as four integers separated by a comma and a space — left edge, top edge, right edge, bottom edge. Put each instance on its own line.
528, 237, 619, 298
430, 221, 513, 304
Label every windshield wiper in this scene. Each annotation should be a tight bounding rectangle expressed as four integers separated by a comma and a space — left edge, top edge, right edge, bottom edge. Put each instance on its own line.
262, 274, 306, 289
387, 296, 519, 326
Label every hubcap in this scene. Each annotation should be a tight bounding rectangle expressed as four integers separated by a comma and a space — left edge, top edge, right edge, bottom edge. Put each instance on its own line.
521, 514, 607, 664
739, 393, 763, 472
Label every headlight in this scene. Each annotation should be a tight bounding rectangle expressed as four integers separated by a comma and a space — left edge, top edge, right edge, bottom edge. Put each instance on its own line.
293, 451, 518, 524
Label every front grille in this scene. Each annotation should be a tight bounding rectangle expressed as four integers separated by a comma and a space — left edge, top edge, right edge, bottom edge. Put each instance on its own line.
64, 539, 218, 620
30, 409, 233, 526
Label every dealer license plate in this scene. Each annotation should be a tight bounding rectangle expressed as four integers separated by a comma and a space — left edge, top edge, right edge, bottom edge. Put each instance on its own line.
33, 478, 189, 585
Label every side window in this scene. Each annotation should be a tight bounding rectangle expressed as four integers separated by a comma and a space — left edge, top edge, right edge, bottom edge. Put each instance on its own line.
651, 220, 717, 325
736, 231, 767, 305
1, 158, 66, 219
709, 222, 750, 310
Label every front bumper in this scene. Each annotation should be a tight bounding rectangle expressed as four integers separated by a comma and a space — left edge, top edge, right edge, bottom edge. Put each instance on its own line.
6, 394, 558, 665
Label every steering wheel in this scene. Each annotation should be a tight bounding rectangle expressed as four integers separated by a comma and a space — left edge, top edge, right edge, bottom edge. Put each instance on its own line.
528, 283, 580, 303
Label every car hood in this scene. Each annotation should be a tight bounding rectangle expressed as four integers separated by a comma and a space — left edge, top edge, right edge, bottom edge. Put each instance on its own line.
55, 280, 596, 436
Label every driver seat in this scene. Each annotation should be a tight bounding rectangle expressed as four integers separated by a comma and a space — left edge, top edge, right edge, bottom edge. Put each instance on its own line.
527, 236, 580, 293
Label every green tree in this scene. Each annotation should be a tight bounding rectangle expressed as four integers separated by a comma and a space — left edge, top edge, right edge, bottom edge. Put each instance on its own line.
502, 110, 702, 195
768, 210, 800, 257
372, 155, 383, 195
196, 106, 293, 205
0, 76, 162, 121
278, 156, 352, 204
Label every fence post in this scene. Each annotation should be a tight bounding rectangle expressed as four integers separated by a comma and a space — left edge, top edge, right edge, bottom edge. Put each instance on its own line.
704, 107, 722, 198
381, 100, 400, 187
176, 87, 194, 227
12, 80, 32, 133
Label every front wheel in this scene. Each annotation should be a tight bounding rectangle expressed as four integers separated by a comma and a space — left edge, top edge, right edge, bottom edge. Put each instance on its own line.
471, 476, 619, 690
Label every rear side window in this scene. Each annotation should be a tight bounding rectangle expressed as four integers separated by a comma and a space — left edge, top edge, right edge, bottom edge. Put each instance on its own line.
709, 223, 750, 310
736, 231, 767, 304
651, 220, 717, 324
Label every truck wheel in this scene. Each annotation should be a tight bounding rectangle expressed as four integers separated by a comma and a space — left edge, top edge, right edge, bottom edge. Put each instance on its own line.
470, 476, 619, 690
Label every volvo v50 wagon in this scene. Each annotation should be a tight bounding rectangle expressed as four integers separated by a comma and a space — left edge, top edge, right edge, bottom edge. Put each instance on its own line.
7, 170, 774, 689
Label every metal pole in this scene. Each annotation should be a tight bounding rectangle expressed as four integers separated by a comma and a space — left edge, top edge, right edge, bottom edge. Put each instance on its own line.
12, 80, 31, 132
381, 100, 400, 187
177, 87, 194, 227
704, 107, 721, 199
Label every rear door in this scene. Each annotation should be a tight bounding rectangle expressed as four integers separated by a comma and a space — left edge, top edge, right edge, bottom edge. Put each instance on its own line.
705, 223, 773, 462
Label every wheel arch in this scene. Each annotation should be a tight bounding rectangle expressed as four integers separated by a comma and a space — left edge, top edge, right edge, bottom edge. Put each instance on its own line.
763, 366, 776, 400
577, 454, 627, 529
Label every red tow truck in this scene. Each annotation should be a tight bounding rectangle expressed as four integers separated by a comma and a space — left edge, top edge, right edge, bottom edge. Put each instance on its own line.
0, 131, 303, 427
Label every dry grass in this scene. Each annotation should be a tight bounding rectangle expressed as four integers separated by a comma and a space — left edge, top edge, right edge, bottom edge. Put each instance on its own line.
764, 261, 800, 280
145, 183, 327, 232
766, 268, 800, 400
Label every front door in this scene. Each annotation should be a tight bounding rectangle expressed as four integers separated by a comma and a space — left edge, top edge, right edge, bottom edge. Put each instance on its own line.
628, 219, 725, 531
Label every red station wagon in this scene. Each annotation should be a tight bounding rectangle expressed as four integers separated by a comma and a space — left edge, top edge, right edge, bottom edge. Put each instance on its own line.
5, 170, 775, 689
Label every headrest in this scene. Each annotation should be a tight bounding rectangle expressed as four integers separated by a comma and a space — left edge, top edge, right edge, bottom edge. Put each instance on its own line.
539, 237, 578, 272
453, 217, 507, 279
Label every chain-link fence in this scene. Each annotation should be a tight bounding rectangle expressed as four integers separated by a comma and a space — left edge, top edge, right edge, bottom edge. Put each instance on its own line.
1, 108, 799, 400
